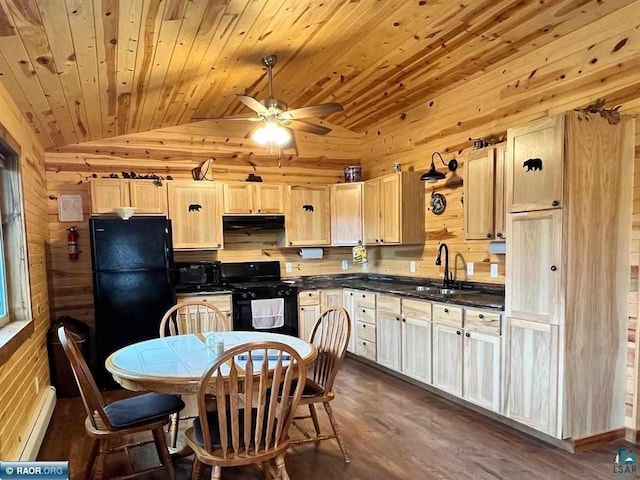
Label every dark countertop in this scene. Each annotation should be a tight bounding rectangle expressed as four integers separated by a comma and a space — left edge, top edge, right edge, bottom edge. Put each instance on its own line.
176, 288, 233, 296
287, 274, 505, 311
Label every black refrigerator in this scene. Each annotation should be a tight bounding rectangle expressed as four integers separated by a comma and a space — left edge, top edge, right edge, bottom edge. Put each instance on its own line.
90, 216, 175, 388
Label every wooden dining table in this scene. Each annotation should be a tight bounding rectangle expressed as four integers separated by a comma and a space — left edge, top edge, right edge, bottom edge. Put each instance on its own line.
105, 331, 318, 395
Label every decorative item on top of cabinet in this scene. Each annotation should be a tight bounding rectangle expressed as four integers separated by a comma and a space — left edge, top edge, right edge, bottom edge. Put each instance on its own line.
223, 183, 284, 214
330, 183, 363, 246
90, 179, 167, 215
167, 182, 223, 250
506, 116, 564, 212
285, 185, 330, 246
363, 172, 424, 246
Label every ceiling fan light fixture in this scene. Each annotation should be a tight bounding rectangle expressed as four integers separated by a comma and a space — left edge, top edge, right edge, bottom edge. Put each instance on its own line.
252, 121, 291, 146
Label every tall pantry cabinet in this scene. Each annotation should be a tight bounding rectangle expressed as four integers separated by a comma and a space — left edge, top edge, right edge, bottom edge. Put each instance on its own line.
503, 112, 634, 440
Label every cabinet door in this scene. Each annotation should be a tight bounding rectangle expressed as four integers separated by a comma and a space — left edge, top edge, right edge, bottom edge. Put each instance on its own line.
90, 179, 129, 214
464, 148, 495, 240
504, 317, 559, 437
254, 184, 284, 214
379, 174, 401, 244
320, 289, 343, 310
285, 186, 330, 246
298, 304, 320, 341
129, 180, 167, 214
494, 144, 506, 240
376, 311, 401, 371
507, 115, 564, 212
432, 323, 463, 397
363, 179, 380, 245
463, 331, 501, 412
506, 209, 562, 324
168, 182, 223, 249
331, 183, 363, 246
223, 183, 254, 214
343, 289, 356, 353
402, 317, 432, 384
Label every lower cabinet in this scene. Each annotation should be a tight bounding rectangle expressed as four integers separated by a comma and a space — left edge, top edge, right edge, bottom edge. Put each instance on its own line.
298, 304, 320, 342
176, 294, 232, 330
463, 330, 501, 412
432, 323, 463, 397
343, 289, 357, 353
401, 316, 432, 384
376, 311, 401, 371
320, 289, 343, 310
503, 317, 559, 436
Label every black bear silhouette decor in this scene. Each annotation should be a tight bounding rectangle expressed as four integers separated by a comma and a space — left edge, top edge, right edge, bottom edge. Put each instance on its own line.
303, 204, 314, 212
188, 203, 202, 212
523, 158, 543, 171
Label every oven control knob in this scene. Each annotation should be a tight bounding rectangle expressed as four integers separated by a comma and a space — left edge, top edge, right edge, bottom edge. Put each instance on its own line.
250, 292, 256, 299
241, 292, 248, 299
285, 289, 292, 296
276, 290, 283, 296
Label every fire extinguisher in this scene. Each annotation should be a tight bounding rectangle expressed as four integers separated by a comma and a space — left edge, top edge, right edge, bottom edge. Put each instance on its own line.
67, 226, 79, 261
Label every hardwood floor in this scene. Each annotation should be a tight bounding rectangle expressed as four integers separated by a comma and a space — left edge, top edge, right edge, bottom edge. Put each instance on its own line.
39, 358, 631, 479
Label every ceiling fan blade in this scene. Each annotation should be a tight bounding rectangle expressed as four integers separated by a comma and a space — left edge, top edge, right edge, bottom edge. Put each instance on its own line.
236, 94, 269, 115
191, 115, 263, 121
280, 103, 344, 120
286, 119, 332, 135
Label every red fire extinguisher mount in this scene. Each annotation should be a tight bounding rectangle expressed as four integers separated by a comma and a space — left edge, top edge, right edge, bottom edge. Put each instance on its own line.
67, 226, 79, 261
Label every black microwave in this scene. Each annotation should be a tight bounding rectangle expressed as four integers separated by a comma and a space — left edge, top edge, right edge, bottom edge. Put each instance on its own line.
174, 261, 222, 293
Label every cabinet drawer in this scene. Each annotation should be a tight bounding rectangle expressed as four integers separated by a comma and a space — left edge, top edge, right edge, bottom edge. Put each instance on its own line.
356, 321, 376, 342
402, 299, 431, 321
465, 309, 501, 335
432, 304, 463, 328
354, 291, 376, 309
178, 295, 232, 312
355, 307, 376, 325
377, 295, 401, 314
299, 290, 320, 306
356, 339, 376, 361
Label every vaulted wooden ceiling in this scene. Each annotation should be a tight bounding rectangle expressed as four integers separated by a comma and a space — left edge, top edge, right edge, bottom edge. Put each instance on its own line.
0, 0, 633, 150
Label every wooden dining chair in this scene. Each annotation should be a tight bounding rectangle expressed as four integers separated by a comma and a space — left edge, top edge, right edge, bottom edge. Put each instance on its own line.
291, 306, 351, 462
185, 341, 306, 480
159, 301, 230, 337
57, 326, 184, 480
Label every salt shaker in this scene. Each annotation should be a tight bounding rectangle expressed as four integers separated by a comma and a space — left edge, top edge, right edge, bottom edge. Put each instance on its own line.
214, 340, 225, 357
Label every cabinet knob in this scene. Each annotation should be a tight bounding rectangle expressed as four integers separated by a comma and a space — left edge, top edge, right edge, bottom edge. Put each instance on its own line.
396, 317, 400, 321
362, 309, 366, 313
456, 330, 461, 335
350, 293, 353, 296
362, 324, 366, 328
496, 232, 503, 238
375, 239, 379, 243
478, 314, 484, 319
249, 209, 253, 213
550, 265, 557, 272
552, 200, 559, 207
402, 318, 406, 322
289, 241, 293, 246
217, 243, 221, 248
257, 209, 261, 213
362, 341, 366, 346
487, 233, 491, 238
465, 332, 470, 338
301, 307, 304, 311
308, 293, 312, 296
380, 239, 384, 243
362, 294, 366, 298
444, 308, 449, 313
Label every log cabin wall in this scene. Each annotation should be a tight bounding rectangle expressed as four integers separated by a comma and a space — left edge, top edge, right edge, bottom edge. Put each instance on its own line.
0, 83, 50, 458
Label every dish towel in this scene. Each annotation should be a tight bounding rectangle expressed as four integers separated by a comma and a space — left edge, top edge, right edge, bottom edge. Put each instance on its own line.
251, 298, 285, 329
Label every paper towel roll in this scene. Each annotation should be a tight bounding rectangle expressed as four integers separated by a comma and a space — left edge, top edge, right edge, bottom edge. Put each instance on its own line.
299, 248, 323, 259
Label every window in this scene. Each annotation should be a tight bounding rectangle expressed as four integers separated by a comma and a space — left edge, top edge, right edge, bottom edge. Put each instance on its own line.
0, 187, 6, 325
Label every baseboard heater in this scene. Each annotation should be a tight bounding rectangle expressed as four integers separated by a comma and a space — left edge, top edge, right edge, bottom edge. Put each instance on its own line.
18, 386, 56, 461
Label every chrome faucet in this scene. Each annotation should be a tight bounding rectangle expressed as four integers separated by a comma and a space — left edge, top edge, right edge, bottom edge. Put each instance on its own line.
435, 243, 451, 289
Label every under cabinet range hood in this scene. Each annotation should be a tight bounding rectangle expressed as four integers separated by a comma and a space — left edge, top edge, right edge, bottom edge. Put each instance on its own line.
222, 215, 285, 231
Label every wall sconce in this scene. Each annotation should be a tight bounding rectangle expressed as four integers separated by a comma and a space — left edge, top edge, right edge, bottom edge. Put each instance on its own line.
420, 152, 458, 183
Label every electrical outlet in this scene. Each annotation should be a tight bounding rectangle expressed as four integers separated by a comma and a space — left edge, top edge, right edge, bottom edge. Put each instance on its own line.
362, 262, 368, 271
34, 377, 39, 395
466, 262, 474, 276
410, 261, 416, 273
285, 263, 292, 273
341, 260, 349, 270
491, 263, 499, 278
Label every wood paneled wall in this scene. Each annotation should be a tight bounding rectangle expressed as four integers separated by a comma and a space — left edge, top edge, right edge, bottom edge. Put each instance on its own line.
0, 83, 50, 459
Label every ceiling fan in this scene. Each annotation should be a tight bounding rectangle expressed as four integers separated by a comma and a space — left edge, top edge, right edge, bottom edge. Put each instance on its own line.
194, 54, 344, 148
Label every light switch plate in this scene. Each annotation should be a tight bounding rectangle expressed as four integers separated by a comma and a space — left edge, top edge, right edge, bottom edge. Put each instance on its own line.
285, 263, 292, 273
491, 263, 499, 278
410, 261, 416, 273
467, 262, 474, 276
342, 260, 349, 270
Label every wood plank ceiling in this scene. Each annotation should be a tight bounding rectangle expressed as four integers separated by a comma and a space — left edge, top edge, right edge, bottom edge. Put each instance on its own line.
0, 0, 634, 150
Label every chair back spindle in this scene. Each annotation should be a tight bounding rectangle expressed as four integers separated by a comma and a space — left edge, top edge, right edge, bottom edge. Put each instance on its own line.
159, 301, 229, 337
309, 307, 351, 392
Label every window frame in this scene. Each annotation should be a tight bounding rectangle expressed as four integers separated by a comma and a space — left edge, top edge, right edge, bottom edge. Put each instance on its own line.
0, 198, 8, 326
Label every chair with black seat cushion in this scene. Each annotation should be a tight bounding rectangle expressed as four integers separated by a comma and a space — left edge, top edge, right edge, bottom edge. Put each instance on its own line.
291, 306, 351, 462
57, 326, 184, 480
185, 341, 306, 480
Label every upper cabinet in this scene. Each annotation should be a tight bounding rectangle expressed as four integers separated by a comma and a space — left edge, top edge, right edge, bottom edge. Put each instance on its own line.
330, 183, 363, 246
222, 183, 284, 214
362, 172, 424, 246
494, 145, 506, 239
90, 179, 166, 215
285, 185, 331, 246
167, 182, 223, 250
507, 116, 564, 212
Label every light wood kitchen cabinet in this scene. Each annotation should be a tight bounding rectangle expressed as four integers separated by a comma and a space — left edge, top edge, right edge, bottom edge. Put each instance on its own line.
464, 148, 495, 240
298, 304, 320, 342
167, 182, 223, 250
330, 183, 363, 246
223, 183, 284, 214
503, 317, 558, 436
343, 289, 357, 353
362, 172, 424, 246
90, 179, 167, 215
507, 115, 564, 212
320, 289, 343, 310
401, 298, 432, 384
177, 294, 233, 328
432, 322, 463, 397
376, 296, 402, 371
506, 209, 562, 324
285, 185, 331, 246
494, 144, 506, 239
463, 330, 501, 413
